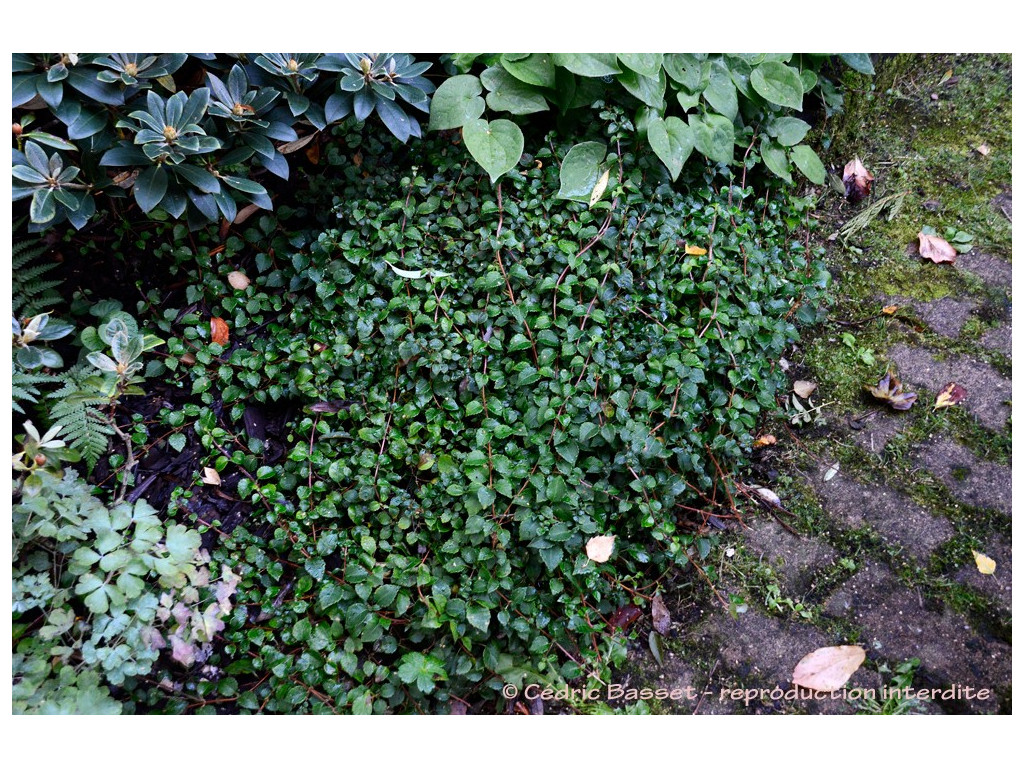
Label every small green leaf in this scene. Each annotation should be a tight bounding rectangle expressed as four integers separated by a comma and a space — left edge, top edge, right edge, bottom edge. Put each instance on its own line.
466, 604, 491, 633
168, 433, 186, 453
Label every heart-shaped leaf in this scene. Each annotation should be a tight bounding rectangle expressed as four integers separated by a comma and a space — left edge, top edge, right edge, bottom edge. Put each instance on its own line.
647, 116, 694, 181
428, 75, 484, 131
557, 141, 607, 201
462, 118, 524, 183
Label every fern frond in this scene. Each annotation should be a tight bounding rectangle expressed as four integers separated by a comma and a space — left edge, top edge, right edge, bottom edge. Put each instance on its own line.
13, 239, 64, 317
12, 369, 58, 413
47, 366, 115, 469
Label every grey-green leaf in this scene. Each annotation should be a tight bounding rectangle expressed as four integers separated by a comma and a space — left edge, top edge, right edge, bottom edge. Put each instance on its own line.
462, 118, 524, 183
839, 53, 875, 75
499, 53, 556, 89
428, 75, 484, 131
556, 141, 607, 201
770, 116, 811, 146
617, 53, 663, 78
760, 137, 792, 183
647, 116, 694, 181
790, 144, 826, 185
689, 113, 735, 165
703, 61, 738, 121
552, 53, 621, 78
481, 66, 549, 115
750, 62, 805, 110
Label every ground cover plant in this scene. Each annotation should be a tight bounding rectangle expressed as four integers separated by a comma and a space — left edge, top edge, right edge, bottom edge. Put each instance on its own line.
12, 52, 838, 714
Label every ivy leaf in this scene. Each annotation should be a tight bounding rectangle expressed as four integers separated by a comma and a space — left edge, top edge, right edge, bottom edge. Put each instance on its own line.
462, 118, 524, 183
557, 141, 607, 201
397, 652, 448, 694
689, 113, 735, 165
427, 75, 484, 131
750, 62, 804, 110
647, 116, 694, 181
790, 145, 826, 185
466, 603, 491, 633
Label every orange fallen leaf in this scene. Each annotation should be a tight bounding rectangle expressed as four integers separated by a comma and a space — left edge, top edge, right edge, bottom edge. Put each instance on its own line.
753, 434, 777, 448
918, 232, 957, 264
881, 304, 899, 315
842, 157, 874, 202
933, 382, 967, 410
685, 244, 707, 256
585, 535, 616, 563
210, 317, 229, 346
793, 645, 866, 692
972, 550, 996, 575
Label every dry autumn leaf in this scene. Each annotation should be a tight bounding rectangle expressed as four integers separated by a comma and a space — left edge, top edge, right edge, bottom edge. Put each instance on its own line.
881, 304, 899, 315
651, 593, 671, 636
201, 466, 221, 486
842, 157, 874, 202
793, 380, 817, 399
685, 243, 707, 256
865, 371, 917, 411
585, 535, 616, 563
753, 434, 777, 448
976, 144, 990, 156
917, 232, 958, 264
608, 603, 643, 630
753, 486, 782, 507
793, 645, 866, 692
210, 316, 229, 346
227, 271, 250, 290
933, 382, 967, 410
972, 550, 996, 575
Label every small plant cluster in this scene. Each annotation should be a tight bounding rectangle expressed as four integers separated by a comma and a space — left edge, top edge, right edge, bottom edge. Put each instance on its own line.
12, 53, 433, 230
430, 53, 873, 184
143, 126, 828, 712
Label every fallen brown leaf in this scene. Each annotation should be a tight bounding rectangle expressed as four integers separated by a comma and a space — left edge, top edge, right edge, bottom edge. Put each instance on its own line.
793, 380, 817, 399
210, 316, 229, 346
753, 434, 777, 448
865, 371, 917, 411
608, 603, 643, 630
842, 157, 874, 203
793, 645, 866, 692
933, 382, 967, 410
651, 594, 671, 636
918, 232, 957, 264
881, 304, 899, 315
585, 535, 616, 563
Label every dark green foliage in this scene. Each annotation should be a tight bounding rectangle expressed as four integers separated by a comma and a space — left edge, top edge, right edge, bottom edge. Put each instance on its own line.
12, 238, 63, 316
156, 129, 827, 712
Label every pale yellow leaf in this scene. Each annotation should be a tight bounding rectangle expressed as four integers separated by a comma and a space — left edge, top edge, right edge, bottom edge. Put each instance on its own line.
589, 168, 610, 208
793, 645, 866, 691
202, 466, 221, 486
227, 271, 250, 290
972, 550, 996, 575
585, 535, 616, 563
685, 243, 707, 256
